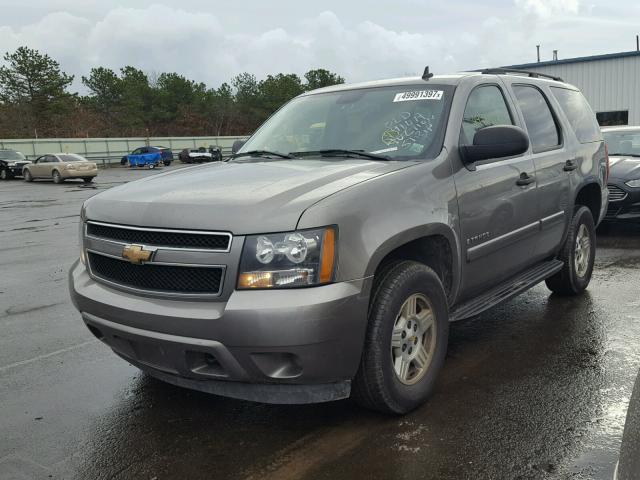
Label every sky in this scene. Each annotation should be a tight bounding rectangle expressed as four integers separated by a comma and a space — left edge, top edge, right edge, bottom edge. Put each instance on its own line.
0, 0, 639, 91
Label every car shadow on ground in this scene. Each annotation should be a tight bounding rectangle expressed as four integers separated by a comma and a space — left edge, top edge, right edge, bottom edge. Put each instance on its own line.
72, 288, 608, 479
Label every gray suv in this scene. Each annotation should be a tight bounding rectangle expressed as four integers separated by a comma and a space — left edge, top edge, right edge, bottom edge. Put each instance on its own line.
69, 69, 609, 414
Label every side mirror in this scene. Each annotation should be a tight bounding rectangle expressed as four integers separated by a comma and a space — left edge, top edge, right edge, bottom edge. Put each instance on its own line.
231, 140, 246, 154
461, 125, 529, 164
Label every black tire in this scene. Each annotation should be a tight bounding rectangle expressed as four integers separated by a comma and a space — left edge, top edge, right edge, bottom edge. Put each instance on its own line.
546, 206, 596, 296
83, 177, 93, 184
52, 170, 63, 184
23, 169, 33, 182
163, 159, 171, 166
352, 261, 449, 414
120, 156, 128, 166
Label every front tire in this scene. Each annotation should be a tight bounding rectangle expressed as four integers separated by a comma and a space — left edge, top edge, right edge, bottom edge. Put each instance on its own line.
352, 261, 449, 414
546, 206, 596, 296
0, 169, 10, 180
23, 169, 33, 182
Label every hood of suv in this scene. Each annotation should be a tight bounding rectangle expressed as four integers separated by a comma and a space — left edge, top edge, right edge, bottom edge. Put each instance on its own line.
85, 159, 413, 234
609, 155, 640, 180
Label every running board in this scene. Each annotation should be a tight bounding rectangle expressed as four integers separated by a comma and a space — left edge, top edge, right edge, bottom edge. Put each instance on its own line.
450, 259, 563, 322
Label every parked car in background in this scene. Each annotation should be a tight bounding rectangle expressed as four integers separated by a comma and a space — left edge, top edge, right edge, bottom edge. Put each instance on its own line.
614, 369, 640, 479
179, 147, 219, 163
602, 127, 640, 222
0, 149, 31, 180
121, 146, 173, 167
23, 153, 97, 184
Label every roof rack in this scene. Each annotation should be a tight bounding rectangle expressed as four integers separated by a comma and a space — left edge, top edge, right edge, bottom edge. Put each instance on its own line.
476, 68, 563, 82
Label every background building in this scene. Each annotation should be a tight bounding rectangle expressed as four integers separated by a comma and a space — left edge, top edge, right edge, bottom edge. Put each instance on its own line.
504, 50, 640, 126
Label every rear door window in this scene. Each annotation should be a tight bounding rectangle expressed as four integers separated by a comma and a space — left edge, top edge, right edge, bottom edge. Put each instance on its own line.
513, 85, 561, 153
550, 87, 601, 143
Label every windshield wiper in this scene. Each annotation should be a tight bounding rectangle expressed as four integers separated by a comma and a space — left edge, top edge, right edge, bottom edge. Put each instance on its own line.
230, 150, 293, 160
290, 149, 390, 161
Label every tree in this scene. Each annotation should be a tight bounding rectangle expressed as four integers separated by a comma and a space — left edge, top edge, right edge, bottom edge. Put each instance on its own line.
258, 73, 305, 116
81, 67, 122, 134
0, 46, 74, 136
304, 68, 345, 91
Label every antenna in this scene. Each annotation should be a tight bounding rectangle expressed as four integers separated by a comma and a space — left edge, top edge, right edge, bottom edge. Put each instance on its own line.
422, 66, 433, 80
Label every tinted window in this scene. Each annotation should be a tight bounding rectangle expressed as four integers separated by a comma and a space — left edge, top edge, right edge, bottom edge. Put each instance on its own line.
513, 85, 560, 153
59, 154, 86, 162
461, 85, 513, 145
551, 87, 602, 142
596, 110, 628, 127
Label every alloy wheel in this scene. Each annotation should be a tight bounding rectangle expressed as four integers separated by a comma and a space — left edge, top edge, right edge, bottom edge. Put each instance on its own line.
390, 293, 437, 385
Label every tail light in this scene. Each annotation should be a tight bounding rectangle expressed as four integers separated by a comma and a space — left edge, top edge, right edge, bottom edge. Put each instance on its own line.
604, 144, 610, 183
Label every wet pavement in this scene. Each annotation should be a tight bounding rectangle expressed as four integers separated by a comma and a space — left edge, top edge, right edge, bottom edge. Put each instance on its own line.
1, 166, 639, 480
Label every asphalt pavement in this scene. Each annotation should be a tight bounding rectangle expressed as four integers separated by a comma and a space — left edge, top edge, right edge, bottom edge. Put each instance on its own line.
1, 165, 639, 480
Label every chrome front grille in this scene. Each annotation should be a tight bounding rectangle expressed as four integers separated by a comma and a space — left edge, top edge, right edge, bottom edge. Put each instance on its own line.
86, 221, 231, 251
84, 221, 231, 298
608, 185, 628, 202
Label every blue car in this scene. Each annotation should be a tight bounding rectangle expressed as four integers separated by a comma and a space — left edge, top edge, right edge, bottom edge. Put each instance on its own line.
121, 146, 173, 168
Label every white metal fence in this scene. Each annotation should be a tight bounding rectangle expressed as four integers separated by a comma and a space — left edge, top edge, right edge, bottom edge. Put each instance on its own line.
0, 136, 248, 167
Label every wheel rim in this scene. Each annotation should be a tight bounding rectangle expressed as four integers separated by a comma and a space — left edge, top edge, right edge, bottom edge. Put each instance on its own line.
574, 223, 591, 278
53, 172, 60, 181
1, 170, 6, 179
390, 293, 437, 385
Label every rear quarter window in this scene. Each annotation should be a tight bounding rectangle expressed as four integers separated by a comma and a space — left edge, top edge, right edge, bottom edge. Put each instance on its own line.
550, 87, 601, 143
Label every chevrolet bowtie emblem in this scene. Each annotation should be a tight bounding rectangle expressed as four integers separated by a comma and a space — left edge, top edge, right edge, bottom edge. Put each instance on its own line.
122, 244, 154, 264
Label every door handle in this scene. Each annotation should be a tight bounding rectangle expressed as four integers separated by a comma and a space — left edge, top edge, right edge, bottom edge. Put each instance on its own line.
564, 159, 578, 171
516, 172, 536, 186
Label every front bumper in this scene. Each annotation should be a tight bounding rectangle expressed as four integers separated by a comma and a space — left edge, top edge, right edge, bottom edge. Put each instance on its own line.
605, 181, 640, 222
6, 165, 27, 177
69, 260, 371, 403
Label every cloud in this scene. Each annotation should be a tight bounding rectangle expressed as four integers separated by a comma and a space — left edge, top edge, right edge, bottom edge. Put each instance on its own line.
0, 1, 637, 92
514, 0, 581, 18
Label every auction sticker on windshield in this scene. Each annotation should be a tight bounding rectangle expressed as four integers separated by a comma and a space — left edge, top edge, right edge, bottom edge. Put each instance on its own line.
393, 90, 444, 102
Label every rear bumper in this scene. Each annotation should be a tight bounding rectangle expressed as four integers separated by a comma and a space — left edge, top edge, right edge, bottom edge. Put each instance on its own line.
63, 169, 98, 178
69, 260, 371, 403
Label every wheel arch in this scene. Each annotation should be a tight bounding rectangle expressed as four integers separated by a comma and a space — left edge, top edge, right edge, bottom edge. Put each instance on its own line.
574, 180, 602, 223
364, 224, 461, 304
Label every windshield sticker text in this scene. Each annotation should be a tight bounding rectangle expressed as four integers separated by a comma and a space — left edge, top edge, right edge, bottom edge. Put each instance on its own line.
393, 90, 443, 102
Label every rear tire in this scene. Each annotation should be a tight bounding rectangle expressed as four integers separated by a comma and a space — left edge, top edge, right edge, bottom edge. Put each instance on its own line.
23, 169, 33, 182
546, 206, 596, 296
83, 177, 93, 184
352, 261, 449, 414
52, 170, 63, 184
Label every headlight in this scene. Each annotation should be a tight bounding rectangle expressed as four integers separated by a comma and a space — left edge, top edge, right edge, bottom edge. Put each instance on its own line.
66, 163, 76, 170
625, 179, 640, 188
7, 162, 16, 167
238, 227, 337, 289
79, 204, 87, 264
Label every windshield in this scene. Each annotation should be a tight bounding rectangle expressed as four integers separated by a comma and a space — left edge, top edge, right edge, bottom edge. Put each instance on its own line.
239, 85, 453, 160
0, 150, 26, 161
603, 130, 640, 156
59, 154, 87, 162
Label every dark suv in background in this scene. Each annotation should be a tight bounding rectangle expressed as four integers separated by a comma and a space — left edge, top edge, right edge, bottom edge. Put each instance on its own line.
70, 69, 608, 414
0, 149, 31, 180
